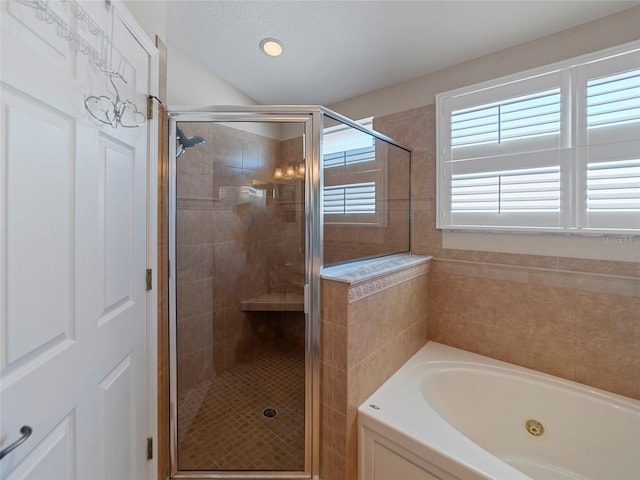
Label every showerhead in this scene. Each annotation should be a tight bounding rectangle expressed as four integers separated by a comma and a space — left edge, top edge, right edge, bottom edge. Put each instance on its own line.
176, 127, 205, 157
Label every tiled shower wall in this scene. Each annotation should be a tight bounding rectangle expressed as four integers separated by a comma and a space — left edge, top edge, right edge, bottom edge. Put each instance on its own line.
175, 123, 292, 393
375, 105, 640, 401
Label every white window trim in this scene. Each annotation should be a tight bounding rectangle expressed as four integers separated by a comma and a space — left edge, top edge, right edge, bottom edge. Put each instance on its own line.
436, 40, 640, 236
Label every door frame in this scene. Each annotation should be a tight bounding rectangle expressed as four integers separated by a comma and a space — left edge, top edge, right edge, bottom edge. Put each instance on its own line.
166, 107, 323, 480
112, 2, 160, 479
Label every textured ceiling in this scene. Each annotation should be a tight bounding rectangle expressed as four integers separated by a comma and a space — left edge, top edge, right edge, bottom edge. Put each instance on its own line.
166, 0, 638, 105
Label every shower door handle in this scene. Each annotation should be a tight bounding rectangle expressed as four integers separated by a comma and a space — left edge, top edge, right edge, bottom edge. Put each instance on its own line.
304, 284, 309, 314
0, 425, 32, 460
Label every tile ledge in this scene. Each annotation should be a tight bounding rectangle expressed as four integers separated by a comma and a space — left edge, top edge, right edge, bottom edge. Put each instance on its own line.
321, 253, 432, 285
433, 257, 640, 297
432, 257, 640, 281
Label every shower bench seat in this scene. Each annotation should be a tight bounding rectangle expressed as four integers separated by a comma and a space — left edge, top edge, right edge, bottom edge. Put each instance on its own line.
240, 292, 304, 312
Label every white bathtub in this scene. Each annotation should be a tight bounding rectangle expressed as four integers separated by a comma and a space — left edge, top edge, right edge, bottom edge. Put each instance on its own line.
358, 342, 640, 480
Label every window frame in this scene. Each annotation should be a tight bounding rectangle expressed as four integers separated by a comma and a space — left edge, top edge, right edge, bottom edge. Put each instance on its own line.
436, 40, 640, 235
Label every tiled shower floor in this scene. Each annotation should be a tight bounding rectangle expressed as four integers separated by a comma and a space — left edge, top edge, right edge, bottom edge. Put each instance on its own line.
177, 348, 305, 471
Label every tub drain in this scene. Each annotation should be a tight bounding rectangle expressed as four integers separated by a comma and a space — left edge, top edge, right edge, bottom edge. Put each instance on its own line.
525, 419, 545, 437
262, 408, 278, 419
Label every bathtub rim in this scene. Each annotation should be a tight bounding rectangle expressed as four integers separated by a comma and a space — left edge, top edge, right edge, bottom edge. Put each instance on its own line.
418, 360, 640, 414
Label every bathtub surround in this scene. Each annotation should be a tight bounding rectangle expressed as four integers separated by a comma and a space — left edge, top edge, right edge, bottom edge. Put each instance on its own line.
321, 103, 639, 479
430, 259, 640, 400
320, 254, 431, 480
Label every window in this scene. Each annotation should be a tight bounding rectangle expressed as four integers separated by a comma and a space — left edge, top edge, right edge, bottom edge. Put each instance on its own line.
323, 118, 385, 224
437, 41, 640, 234
324, 181, 376, 214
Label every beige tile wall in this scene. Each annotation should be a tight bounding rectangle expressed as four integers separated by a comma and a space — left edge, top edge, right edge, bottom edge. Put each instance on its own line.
320, 261, 430, 480
374, 106, 438, 257
430, 259, 640, 399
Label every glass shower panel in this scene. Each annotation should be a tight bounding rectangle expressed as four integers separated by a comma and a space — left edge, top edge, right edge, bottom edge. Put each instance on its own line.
174, 120, 306, 472
322, 116, 411, 266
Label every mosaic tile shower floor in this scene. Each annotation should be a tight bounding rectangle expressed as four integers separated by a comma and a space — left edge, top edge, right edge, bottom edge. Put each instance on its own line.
177, 348, 305, 471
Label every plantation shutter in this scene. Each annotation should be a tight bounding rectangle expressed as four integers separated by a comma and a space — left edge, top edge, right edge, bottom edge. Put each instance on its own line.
440, 72, 566, 229
580, 50, 640, 231
437, 41, 640, 234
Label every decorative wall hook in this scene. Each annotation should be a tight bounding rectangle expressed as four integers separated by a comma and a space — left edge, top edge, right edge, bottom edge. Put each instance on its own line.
84, 73, 146, 128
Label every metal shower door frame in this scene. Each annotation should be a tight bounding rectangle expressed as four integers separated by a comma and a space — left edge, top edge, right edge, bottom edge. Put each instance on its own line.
167, 106, 323, 480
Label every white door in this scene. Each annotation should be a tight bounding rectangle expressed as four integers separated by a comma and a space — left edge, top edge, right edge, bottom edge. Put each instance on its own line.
0, 1, 154, 479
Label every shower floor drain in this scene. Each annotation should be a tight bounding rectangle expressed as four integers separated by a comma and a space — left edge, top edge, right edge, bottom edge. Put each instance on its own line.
262, 408, 278, 419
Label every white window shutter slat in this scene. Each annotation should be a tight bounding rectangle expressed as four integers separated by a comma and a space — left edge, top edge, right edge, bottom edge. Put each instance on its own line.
587, 69, 640, 130
587, 159, 640, 211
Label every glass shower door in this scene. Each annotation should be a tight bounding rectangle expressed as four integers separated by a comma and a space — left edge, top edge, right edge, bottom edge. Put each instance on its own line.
170, 118, 310, 475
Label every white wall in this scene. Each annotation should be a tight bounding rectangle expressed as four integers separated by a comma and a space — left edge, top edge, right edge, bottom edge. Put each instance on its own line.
165, 46, 257, 106
330, 6, 640, 119
330, 6, 640, 263
123, 1, 288, 138
123, 0, 256, 106
122, 0, 166, 41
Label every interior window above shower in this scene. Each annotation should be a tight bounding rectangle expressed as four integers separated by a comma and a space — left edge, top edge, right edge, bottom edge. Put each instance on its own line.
322, 115, 411, 266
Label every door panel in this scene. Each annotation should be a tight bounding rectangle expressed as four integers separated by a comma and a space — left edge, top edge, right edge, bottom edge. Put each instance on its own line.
98, 134, 136, 323
5, 413, 75, 480
0, 2, 152, 479
6, 0, 73, 72
3, 90, 74, 369
99, 354, 135, 480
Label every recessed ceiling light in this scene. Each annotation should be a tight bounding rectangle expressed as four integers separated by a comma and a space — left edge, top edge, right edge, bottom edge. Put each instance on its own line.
260, 38, 283, 57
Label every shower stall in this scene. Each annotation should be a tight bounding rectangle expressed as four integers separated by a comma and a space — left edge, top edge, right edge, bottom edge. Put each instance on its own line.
167, 106, 411, 479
